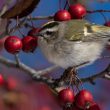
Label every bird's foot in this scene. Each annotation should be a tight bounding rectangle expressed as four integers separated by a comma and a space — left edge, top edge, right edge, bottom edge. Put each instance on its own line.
54, 66, 84, 90
62, 67, 83, 91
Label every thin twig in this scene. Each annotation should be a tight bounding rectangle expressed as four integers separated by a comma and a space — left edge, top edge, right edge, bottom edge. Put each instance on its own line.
16, 16, 25, 37
27, 16, 54, 20
87, 10, 110, 13
0, 18, 27, 38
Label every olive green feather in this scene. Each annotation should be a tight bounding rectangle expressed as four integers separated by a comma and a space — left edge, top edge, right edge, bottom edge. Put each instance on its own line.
64, 19, 110, 41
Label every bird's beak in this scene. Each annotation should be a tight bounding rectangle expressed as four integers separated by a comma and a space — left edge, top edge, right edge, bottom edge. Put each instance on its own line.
37, 33, 49, 42
36, 33, 43, 37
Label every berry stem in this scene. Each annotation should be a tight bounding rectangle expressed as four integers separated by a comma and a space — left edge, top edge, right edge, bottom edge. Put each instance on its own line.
15, 54, 20, 67
87, 9, 110, 13
59, 0, 62, 10
64, 0, 67, 9
100, 12, 108, 23
64, 0, 70, 9
16, 16, 25, 37
28, 15, 35, 28
67, 0, 70, 7
6, 20, 12, 35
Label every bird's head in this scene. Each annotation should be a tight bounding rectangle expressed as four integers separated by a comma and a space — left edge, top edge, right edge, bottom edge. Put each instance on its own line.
38, 21, 59, 42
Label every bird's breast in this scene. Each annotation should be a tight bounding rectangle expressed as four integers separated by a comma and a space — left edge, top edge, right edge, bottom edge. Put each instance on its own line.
38, 37, 105, 68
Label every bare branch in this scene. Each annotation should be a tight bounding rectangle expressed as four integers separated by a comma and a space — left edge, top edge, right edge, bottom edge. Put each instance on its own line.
0, 55, 59, 76
0, 54, 110, 89
1, 54, 110, 87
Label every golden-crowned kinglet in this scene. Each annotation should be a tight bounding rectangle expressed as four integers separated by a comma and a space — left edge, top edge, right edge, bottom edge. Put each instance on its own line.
38, 19, 110, 68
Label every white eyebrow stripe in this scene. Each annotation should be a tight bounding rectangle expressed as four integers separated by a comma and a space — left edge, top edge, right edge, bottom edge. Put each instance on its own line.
41, 26, 58, 33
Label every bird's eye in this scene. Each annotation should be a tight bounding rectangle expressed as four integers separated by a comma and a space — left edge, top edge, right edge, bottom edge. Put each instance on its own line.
46, 31, 53, 35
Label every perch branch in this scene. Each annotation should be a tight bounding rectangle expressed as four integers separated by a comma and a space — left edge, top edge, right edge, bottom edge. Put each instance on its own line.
0, 55, 110, 88
0, 55, 59, 76
33, 63, 110, 88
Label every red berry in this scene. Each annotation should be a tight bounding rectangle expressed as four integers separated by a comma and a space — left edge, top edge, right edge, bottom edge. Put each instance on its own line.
75, 89, 93, 109
0, 74, 4, 86
4, 36, 22, 54
6, 77, 17, 90
22, 36, 38, 53
104, 21, 110, 27
54, 10, 71, 21
68, 4, 86, 19
58, 88, 74, 106
28, 28, 40, 36
88, 103, 100, 110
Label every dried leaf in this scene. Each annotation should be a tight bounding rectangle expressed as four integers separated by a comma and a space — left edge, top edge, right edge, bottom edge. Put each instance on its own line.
1, 0, 40, 19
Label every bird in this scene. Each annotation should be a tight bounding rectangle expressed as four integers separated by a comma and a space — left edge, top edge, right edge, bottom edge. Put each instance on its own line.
37, 19, 110, 69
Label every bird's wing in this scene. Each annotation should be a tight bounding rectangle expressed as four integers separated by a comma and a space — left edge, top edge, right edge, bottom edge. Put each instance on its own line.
64, 20, 110, 42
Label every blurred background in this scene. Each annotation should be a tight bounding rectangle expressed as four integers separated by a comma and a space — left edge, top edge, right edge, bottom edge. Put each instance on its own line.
0, 0, 110, 110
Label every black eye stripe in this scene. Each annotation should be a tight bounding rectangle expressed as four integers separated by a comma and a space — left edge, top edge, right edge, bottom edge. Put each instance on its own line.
46, 31, 53, 35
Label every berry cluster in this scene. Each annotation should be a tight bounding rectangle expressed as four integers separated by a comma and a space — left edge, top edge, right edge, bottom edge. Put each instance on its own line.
58, 88, 100, 110
5, 2, 110, 54
4, 28, 39, 54
54, 3, 86, 21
